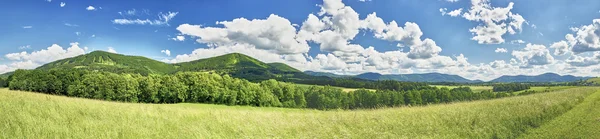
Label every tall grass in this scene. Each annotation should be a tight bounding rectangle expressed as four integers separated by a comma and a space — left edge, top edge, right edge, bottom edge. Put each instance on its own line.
0, 87, 596, 138
519, 87, 600, 138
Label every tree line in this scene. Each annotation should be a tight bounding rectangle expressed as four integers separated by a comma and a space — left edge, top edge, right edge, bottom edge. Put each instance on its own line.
6, 69, 540, 110
492, 83, 531, 92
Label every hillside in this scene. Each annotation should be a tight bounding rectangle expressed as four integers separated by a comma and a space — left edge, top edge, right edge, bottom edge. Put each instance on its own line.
33, 51, 320, 82
356, 72, 479, 83
174, 53, 307, 81
304, 71, 349, 78
490, 73, 590, 83
36, 51, 176, 75
1, 87, 596, 138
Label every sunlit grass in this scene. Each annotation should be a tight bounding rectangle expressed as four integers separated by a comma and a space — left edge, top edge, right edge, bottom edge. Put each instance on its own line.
0, 87, 596, 138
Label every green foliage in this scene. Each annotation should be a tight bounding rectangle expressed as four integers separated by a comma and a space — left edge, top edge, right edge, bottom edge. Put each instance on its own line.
493, 83, 531, 92
36, 51, 177, 75
8, 69, 554, 110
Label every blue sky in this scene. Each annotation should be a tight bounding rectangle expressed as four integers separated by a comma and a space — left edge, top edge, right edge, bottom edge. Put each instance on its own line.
1, 0, 600, 80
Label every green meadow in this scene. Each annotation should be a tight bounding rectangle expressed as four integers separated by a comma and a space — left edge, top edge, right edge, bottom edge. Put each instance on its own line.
1, 87, 598, 138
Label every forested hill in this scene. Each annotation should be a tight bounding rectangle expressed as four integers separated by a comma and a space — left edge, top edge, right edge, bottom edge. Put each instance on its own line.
36, 51, 177, 75
34, 51, 329, 82
490, 73, 590, 83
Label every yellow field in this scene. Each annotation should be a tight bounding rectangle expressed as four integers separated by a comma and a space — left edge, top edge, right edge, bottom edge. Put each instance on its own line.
1, 87, 597, 138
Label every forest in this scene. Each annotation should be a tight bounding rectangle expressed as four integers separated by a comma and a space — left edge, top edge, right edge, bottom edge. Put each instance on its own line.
5, 69, 542, 110
492, 83, 531, 92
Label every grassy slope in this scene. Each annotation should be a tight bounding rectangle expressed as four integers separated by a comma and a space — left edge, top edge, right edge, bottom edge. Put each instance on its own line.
0, 87, 596, 138
519, 88, 600, 138
586, 77, 600, 83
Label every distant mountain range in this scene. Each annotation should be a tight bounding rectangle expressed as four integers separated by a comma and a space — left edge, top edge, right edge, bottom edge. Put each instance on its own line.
490, 73, 591, 83
3, 51, 592, 83
305, 71, 590, 83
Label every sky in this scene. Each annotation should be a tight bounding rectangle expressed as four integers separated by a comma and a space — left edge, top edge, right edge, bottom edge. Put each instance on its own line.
1, 0, 600, 81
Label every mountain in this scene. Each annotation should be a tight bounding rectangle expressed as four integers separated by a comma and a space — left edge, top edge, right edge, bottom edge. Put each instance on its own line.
174, 53, 306, 81
490, 73, 591, 83
0, 72, 13, 78
36, 51, 309, 82
304, 71, 349, 78
356, 72, 479, 83
37, 51, 176, 75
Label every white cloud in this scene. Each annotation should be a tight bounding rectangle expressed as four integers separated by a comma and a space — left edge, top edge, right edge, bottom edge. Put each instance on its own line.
107, 47, 117, 53
358, 0, 372, 2
4, 42, 85, 64
444, 0, 527, 44
46, 0, 51, 2
495, 48, 507, 53
440, 8, 462, 17
161, 50, 171, 56
566, 52, 600, 67
18, 45, 31, 50
0, 43, 87, 74
64, 23, 78, 27
22, 26, 32, 29
112, 12, 178, 26
569, 19, 600, 53
176, 14, 310, 55
170, 36, 185, 41
510, 39, 525, 44
75, 32, 81, 36
446, 0, 459, 2
86, 6, 96, 11
60, 2, 65, 7
550, 41, 569, 56
512, 43, 555, 66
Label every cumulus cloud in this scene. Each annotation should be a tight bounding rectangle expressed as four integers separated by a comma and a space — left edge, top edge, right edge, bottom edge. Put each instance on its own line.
0, 43, 87, 74
512, 43, 554, 66
495, 48, 507, 53
107, 47, 117, 53
569, 19, 600, 53
443, 0, 527, 44
86, 6, 96, 11
170, 35, 185, 41
440, 8, 462, 17
566, 52, 600, 67
550, 41, 570, 56
60, 2, 65, 7
22, 26, 32, 29
176, 14, 310, 55
112, 12, 178, 26
161, 49, 171, 56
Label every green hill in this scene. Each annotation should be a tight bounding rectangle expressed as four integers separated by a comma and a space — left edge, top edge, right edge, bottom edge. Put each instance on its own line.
174, 53, 304, 81
34, 51, 308, 82
36, 51, 176, 75
267, 63, 301, 72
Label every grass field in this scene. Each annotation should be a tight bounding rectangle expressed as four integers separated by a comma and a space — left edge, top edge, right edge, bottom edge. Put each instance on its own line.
519, 88, 600, 138
0, 87, 597, 138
